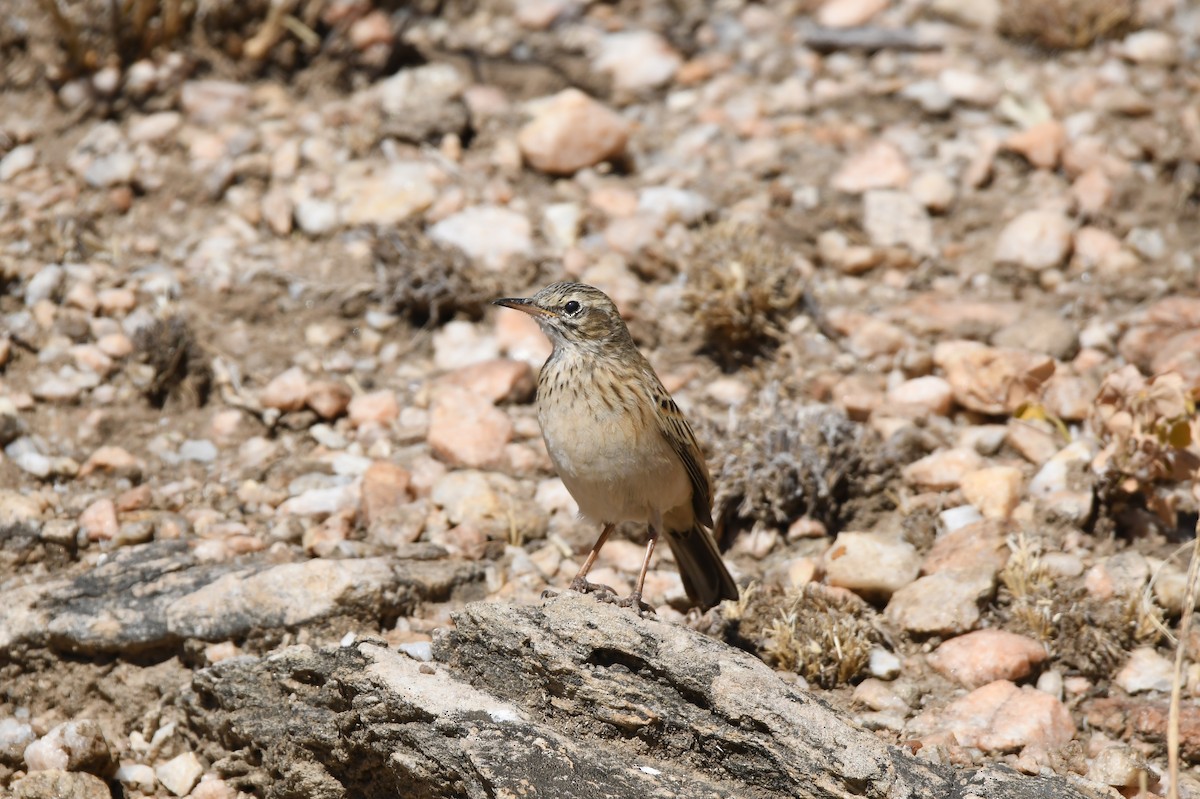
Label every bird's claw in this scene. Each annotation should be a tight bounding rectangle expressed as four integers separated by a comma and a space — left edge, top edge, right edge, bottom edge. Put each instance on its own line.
616, 591, 656, 616
568, 577, 618, 600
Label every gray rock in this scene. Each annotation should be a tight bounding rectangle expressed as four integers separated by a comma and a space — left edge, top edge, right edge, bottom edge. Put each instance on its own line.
183, 594, 1100, 799
25, 264, 64, 305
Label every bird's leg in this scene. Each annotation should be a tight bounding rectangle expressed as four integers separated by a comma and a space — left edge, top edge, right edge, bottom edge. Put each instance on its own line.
618, 525, 658, 615
566, 523, 618, 598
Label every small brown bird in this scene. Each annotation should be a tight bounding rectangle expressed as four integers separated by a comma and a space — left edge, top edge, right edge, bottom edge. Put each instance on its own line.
494, 282, 738, 611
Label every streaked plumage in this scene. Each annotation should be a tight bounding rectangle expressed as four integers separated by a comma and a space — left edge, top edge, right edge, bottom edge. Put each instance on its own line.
494, 282, 738, 610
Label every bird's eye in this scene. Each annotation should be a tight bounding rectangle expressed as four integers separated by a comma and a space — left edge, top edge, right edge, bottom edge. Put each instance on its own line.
564, 300, 582, 315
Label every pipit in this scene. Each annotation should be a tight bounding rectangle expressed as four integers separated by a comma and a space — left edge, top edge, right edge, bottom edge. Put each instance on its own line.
494, 282, 739, 611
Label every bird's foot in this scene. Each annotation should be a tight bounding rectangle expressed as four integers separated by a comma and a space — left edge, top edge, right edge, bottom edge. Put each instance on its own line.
567, 576, 618, 601
616, 591, 656, 616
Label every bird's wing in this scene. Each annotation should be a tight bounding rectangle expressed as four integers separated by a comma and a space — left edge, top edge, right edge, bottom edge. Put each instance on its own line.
646, 372, 715, 529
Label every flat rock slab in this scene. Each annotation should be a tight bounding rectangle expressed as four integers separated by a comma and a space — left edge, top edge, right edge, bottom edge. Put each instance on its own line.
184, 594, 1109, 799
0, 541, 482, 656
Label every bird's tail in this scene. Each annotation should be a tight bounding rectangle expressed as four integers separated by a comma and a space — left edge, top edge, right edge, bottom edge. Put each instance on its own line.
663, 523, 739, 610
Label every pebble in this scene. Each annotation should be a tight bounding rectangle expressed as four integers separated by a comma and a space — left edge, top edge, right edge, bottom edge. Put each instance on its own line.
817, 0, 887, 26
902, 447, 984, 490
1028, 441, 1094, 523
1113, 648, 1175, 694
994, 210, 1073, 271
429, 205, 533, 270
1004, 121, 1066, 170
924, 520, 1009, 576
24, 719, 114, 775
360, 461, 412, 527
915, 680, 1074, 752
959, 466, 1022, 520
347, 390, 399, 427
436, 359, 535, 405
0, 717, 35, 762
338, 161, 443, 226
594, 31, 682, 93
0, 144, 37, 181
927, 630, 1047, 688
886, 376, 952, 417
12, 771, 111, 799
180, 80, 252, 126
1087, 746, 1150, 788
295, 198, 340, 236
885, 569, 993, 635
862, 190, 933, 255
517, 91, 629, 180
180, 439, 218, 463
26, 264, 65, 305
1119, 30, 1178, 66
1071, 167, 1112, 215
260, 366, 310, 412
868, 648, 902, 680
78, 498, 119, 542
638, 186, 712, 225
427, 387, 514, 469
155, 751, 204, 796
831, 141, 911, 194
908, 171, 956, 213
823, 532, 921, 600
115, 764, 158, 793
432, 321, 502, 371
305, 380, 352, 420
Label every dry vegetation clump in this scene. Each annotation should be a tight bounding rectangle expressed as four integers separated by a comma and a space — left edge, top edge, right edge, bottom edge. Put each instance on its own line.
998, 535, 1161, 678
711, 385, 891, 540
373, 225, 535, 326
724, 583, 881, 688
679, 222, 806, 370
132, 315, 212, 409
1090, 366, 1200, 531
997, 0, 1137, 49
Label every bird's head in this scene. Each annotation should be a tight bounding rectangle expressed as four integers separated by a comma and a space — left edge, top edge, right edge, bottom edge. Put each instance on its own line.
493, 282, 632, 353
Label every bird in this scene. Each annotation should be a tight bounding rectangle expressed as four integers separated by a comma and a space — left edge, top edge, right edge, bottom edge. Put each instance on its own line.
494, 281, 739, 611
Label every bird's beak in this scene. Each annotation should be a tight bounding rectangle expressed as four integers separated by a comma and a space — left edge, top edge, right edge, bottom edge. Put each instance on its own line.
493, 297, 556, 318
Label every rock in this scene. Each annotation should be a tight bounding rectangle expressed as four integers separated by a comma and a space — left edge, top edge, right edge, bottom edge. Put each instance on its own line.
913, 680, 1074, 753
295, 198, 339, 236
909, 170, 956, 213
817, 0, 888, 27
1119, 30, 1178, 65
361, 461, 412, 528
1071, 167, 1113, 215
0, 144, 37, 181
338, 161, 444, 226
1087, 746, 1151, 788
885, 569, 994, 635
0, 490, 44, 525
432, 321, 502, 371
1005, 419, 1059, 465
923, 520, 1009, 578
886, 376, 953, 417
260, 367, 310, 413
938, 68, 1001, 106
862, 190, 933, 255
156, 752, 204, 796
180, 439, 218, 463
180, 80, 252, 125
23, 720, 114, 775
183, 594, 1098, 799
429, 470, 547, 543
1028, 441, 1094, 523
594, 31, 682, 93
0, 717, 35, 763
831, 141, 911, 194
436, 359, 536, 404
959, 466, 1022, 520
78, 498, 118, 542
991, 313, 1077, 361
927, 630, 1047, 688
26, 264, 64, 305
302, 380, 351, 420
1003, 121, 1066, 170
12, 770, 111, 799
518, 89, 630, 176
114, 764, 158, 793
638, 186, 712, 225
429, 205, 533, 270
994, 210, 1073, 271
1113, 648, 1174, 694
373, 63, 469, 142
933, 340, 1056, 415
348, 390, 400, 427
823, 532, 921, 600
902, 447, 984, 490
427, 387, 514, 469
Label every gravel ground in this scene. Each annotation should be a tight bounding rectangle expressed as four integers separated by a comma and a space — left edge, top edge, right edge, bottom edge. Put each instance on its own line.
2, 0, 1200, 796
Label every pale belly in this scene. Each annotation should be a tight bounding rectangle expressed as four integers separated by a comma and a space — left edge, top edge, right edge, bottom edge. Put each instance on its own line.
539, 403, 691, 526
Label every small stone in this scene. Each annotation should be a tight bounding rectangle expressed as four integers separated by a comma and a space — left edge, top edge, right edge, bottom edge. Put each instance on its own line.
885, 569, 994, 635
903, 447, 984, 490
915, 680, 1074, 752
12, 771, 111, 799
1071, 167, 1112, 215
433, 321, 502, 371
1006, 419, 1060, 465
923, 520, 1009, 578
295, 198, 339, 236
260, 366, 310, 412
0, 144, 37, 181
348, 390, 399, 427
338, 161, 443, 226
305, 380, 352, 420
868, 648, 902, 680
594, 31, 682, 93
823, 532, 921, 600
1087, 746, 1150, 788
180, 80, 252, 125
543, 202, 582, 248
0, 490, 44, 525
994, 210, 1073, 271
429, 205, 532, 270
817, 0, 888, 27
862, 190, 933, 255
1119, 30, 1178, 65
909, 170, 956, 213
886, 376, 953, 417
361, 461, 412, 527
80, 445, 141, 476
928, 630, 1048, 688
0, 717, 35, 762
959, 466, 1022, 520
1004, 121, 1066, 170
436, 359, 535, 405
427, 387, 514, 469
831, 141, 911, 194
23, 719, 114, 775
638, 186, 713, 225
938, 68, 1001, 106
155, 752, 204, 796
1113, 648, 1174, 694
78, 498, 119, 541
26, 264, 64, 305
496, 308, 553, 368
115, 520, 155, 546
97, 332, 134, 359
518, 89, 630, 177
180, 439, 218, 463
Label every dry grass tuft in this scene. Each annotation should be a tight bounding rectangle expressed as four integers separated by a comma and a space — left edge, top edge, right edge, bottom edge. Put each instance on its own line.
680, 222, 806, 370
726, 582, 880, 688
997, 0, 1137, 49
132, 315, 212, 409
